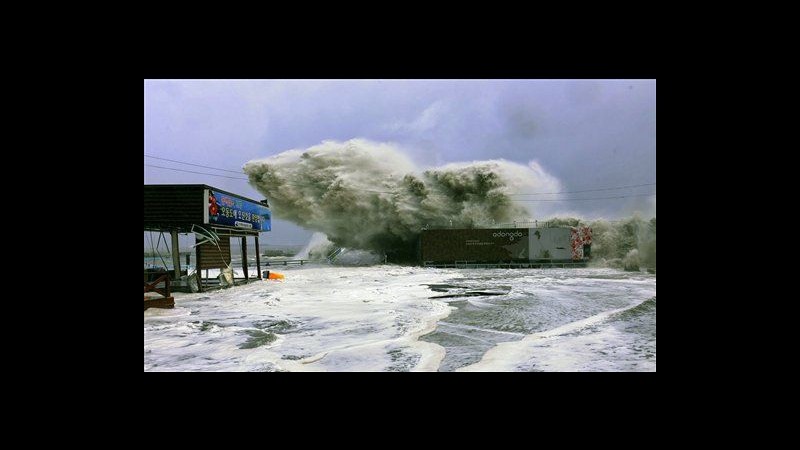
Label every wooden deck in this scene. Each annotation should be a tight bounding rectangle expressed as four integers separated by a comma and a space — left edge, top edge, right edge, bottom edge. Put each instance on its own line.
144, 296, 174, 310
144, 273, 174, 310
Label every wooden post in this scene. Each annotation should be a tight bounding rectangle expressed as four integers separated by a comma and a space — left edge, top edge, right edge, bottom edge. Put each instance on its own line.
171, 230, 181, 280
255, 235, 262, 279
195, 235, 203, 293
241, 236, 249, 281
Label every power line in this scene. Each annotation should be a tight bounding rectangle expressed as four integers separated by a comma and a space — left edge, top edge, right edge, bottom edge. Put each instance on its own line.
243, 178, 394, 193
143, 155, 654, 199
248, 181, 654, 196
144, 157, 393, 192
143, 163, 390, 190
145, 154, 654, 195
145, 164, 250, 180
507, 183, 656, 196
145, 164, 656, 201
144, 154, 244, 174
248, 179, 654, 196
517, 193, 655, 202
417, 183, 655, 198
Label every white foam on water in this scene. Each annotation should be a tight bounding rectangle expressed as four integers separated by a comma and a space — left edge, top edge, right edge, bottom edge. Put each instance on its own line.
518, 324, 656, 372
457, 295, 654, 372
145, 265, 455, 372
146, 266, 655, 371
437, 322, 526, 338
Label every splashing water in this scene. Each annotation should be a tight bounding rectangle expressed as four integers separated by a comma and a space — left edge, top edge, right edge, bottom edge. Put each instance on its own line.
244, 139, 561, 262
293, 232, 334, 260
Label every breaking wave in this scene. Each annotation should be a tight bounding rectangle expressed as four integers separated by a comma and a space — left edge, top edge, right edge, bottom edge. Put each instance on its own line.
244, 139, 561, 261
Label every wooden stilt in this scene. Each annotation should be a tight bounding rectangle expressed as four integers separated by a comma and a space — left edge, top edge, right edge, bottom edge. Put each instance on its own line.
255, 235, 262, 279
241, 236, 249, 281
196, 234, 203, 293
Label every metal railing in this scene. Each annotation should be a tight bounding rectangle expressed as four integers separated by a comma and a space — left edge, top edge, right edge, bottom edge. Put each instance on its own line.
423, 261, 588, 269
263, 259, 309, 266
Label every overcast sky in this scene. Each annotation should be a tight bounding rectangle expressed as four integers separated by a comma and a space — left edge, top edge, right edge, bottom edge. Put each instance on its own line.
145, 79, 655, 246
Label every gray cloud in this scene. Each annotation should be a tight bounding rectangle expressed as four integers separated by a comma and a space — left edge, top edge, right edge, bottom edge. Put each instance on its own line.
145, 79, 655, 244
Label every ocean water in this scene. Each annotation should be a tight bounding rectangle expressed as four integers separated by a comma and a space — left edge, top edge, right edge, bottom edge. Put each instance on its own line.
144, 266, 655, 372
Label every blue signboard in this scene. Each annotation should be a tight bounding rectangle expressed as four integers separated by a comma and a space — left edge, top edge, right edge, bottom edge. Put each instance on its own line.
205, 189, 271, 231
